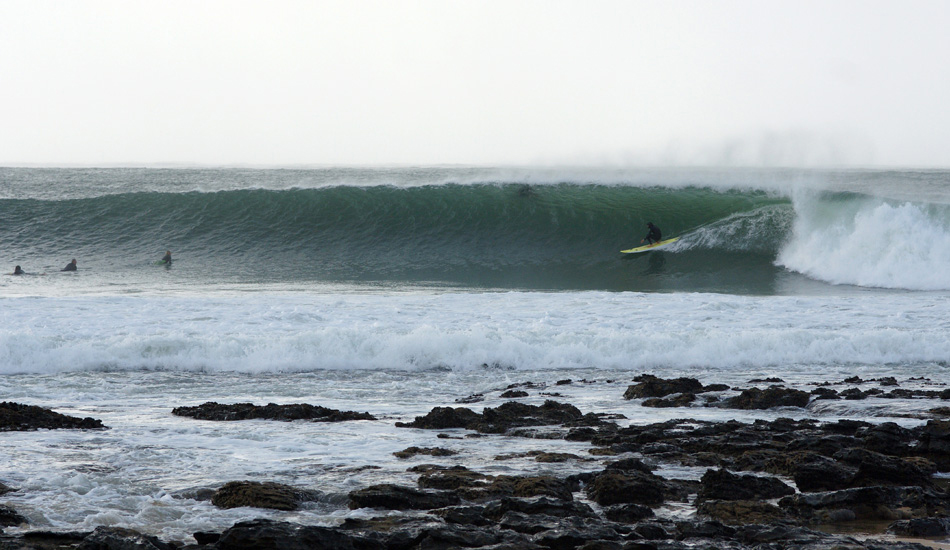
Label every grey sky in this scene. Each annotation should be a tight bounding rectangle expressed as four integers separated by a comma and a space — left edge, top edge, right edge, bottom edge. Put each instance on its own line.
1, 1, 948, 167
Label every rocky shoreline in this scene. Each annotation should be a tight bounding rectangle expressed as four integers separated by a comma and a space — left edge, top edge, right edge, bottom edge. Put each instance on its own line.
1, 376, 949, 549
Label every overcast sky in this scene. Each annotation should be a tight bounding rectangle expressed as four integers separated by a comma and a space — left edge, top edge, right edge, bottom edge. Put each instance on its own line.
1, 1, 948, 167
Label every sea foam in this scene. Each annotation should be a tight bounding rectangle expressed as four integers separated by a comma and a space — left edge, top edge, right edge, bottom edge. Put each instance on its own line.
779, 192, 950, 290
2, 291, 949, 376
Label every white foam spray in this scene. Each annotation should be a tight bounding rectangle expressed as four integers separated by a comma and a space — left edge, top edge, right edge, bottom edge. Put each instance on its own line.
778, 191, 950, 290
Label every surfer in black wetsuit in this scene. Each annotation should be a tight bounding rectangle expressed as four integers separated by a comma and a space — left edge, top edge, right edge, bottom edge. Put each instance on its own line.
62, 259, 77, 271
641, 222, 662, 245
160, 251, 172, 265
13, 266, 24, 275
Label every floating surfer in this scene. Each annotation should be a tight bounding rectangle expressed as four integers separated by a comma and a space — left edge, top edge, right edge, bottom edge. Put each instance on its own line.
159, 250, 172, 265
62, 259, 77, 272
12, 265, 24, 275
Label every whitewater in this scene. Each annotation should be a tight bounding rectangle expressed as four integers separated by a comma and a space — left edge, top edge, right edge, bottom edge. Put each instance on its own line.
0, 166, 948, 542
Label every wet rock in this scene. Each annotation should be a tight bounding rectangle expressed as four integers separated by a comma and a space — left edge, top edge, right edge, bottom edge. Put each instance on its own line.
791, 455, 857, 492
417, 466, 490, 491
482, 496, 596, 521
397, 400, 594, 434
585, 471, 669, 507
476, 475, 576, 502
696, 500, 788, 525
395, 406, 482, 429
76, 526, 175, 550
349, 483, 460, 510
674, 519, 736, 541
641, 394, 695, 408
393, 446, 458, 459
602, 503, 654, 523
0, 483, 15, 496
623, 376, 704, 399
530, 516, 623, 549
779, 485, 950, 523
835, 448, 934, 488
917, 419, 950, 470
0, 505, 27, 527
211, 481, 318, 511
0, 402, 105, 431
695, 468, 794, 502
171, 402, 375, 422
216, 518, 383, 550
500, 390, 529, 399
810, 387, 840, 400
887, 517, 950, 537
721, 386, 810, 409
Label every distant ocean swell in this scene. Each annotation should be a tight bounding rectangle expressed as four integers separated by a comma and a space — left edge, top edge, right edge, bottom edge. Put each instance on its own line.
3, 183, 950, 291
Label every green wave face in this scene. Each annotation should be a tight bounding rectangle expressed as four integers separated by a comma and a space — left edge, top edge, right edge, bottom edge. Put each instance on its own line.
2, 183, 796, 292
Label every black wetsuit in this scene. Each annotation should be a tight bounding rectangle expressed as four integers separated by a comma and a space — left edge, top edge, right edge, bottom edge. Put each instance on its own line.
161, 253, 172, 264
13, 267, 24, 275
644, 224, 662, 244
62, 262, 77, 272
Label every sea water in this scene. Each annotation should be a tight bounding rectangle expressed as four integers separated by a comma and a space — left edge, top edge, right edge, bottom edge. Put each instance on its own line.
1, 166, 948, 541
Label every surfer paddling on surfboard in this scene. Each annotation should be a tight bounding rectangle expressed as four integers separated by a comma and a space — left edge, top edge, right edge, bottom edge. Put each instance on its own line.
641, 222, 662, 245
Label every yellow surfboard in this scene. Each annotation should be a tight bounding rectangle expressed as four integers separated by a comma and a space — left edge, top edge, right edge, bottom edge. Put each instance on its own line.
621, 236, 680, 254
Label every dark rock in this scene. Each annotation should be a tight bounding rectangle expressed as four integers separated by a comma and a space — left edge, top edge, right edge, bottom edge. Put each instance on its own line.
749, 377, 784, 383
695, 469, 794, 502
887, 517, 950, 537
482, 496, 596, 521
0, 483, 15, 496
348, 483, 460, 510
631, 522, 673, 540
721, 386, 810, 409
216, 519, 382, 550
211, 481, 317, 511
396, 400, 589, 434
879, 376, 899, 386
791, 455, 856, 492
171, 402, 375, 422
417, 466, 490, 491
192, 531, 220, 544
585, 471, 668, 507
529, 516, 622, 549
0, 402, 105, 431
779, 485, 950, 523
604, 457, 653, 473
696, 500, 788, 525
917, 419, 950, 470
834, 448, 934, 488
431, 505, 492, 526
393, 446, 458, 459
500, 390, 529, 398
859, 421, 915, 455
0, 505, 27, 527
395, 406, 481, 429
810, 387, 840, 399
602, 503, 654, 523
76, 526, 175, 550
623, 376, 703, 399
473, 475, 576, 502
674, 519, 736, 540
641, 394, 695, 408
16, 531, 89, 548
